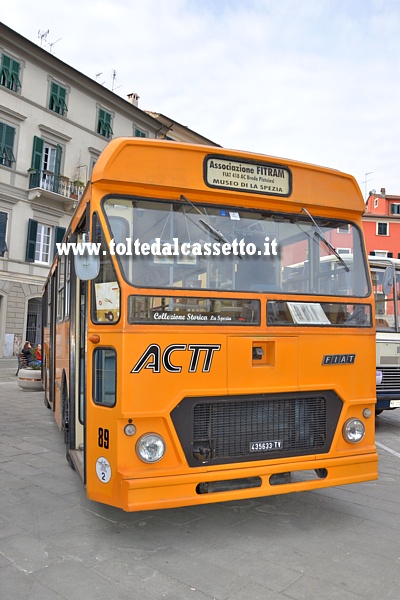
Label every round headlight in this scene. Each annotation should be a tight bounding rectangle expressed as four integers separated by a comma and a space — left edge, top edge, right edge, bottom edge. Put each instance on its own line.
124, 423, 136, 436
136, 433, 165, 463
343, 418, 365, 443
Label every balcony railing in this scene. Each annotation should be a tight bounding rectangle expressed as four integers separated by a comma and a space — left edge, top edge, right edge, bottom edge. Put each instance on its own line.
28, 170, 85, 200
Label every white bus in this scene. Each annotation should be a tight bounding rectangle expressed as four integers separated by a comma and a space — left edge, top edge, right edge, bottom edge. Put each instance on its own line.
369, 256, 400, 414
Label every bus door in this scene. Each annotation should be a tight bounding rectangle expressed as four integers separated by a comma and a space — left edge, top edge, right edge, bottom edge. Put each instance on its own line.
66, 227, 88, 479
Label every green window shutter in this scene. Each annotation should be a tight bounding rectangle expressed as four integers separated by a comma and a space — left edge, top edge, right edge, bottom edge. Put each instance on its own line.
0, 122, 16, 167
1, 54, 11, 70
31, 136, 44, 170
53, 144, 62, 192
97, 109, 113, 138
49, 81, 58, 110
104, 111, 113, 136
59, 86, 68, 114
49, 82, 68, 115
53, 226, 66, 257
4, 123, 15, 148
1, 54, 21, 92
25, 219, 38, 262
97, 108, 105, 135
0, 212, 8, 256
10, 59, 21, 91
1, 54, 11, 88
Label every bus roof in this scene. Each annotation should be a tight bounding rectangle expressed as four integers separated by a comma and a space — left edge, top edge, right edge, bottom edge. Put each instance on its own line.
91, 138, 365, 215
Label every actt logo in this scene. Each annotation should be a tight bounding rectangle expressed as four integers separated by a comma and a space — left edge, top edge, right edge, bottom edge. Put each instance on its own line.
131, 344, 221, 373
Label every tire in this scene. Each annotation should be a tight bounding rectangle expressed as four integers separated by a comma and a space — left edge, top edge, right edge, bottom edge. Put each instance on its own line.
61, 373, 70, 446
43, 357, 51, 409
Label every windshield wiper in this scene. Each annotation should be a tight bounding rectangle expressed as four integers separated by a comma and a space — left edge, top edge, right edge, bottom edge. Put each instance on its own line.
302, 207, 350, 272
180, 194, 239, 253
198, 219, 230, 245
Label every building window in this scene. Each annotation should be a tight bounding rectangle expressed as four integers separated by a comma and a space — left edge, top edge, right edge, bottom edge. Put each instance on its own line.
337, 248, 351, 255
0, 53, 21, 93
35, 223, 52, 264
374, 198, 379, 209
134, 127, 148, 138
0, 211, 8, 257
374, 250, 388, 258
25, 219, 66, 264
97, 108, 113, 139
29, 136, 62, 192
88, 147, 101, 177
0, 122, 16, 167
26, 297, 42, 346
376, 222, 388, 236
337, 224, 350, 234
391, 204, 400, 215
49, 81, 68, 116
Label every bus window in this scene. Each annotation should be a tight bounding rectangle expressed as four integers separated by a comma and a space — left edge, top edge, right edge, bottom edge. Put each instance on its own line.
91, 213, 120, 324
103, 198, 369, 299
93, 347, 116, 407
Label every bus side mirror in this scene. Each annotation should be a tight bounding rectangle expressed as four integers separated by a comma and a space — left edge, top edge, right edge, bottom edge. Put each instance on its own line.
74, 246, 100, 280
382, 265, 394, 296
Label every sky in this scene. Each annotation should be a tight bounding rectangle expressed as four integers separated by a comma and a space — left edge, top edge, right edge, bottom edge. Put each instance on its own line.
3, 0, 400, 198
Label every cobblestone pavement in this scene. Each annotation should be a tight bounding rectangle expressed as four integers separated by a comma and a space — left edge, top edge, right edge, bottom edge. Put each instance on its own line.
1, 359, 400, 600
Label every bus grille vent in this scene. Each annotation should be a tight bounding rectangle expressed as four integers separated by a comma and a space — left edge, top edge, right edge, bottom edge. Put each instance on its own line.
377, 366, 400, 391
193, 397, 326, 459
170, 392, 342, 467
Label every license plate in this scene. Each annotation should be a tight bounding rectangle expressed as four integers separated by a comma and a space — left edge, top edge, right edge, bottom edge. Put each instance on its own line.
390, 400, 400, 408
249, 440, 282, 452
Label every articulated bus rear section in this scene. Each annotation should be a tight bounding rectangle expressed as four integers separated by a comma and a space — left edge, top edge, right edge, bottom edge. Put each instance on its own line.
43, 139, 378, 511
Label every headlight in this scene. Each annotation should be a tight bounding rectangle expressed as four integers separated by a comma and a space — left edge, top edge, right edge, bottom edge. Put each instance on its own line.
124, 423, 136, 436
343, 418, 365, 443
136, 433, 165, 463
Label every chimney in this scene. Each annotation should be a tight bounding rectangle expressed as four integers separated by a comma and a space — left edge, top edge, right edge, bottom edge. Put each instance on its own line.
127, 93, 139, 107
381, 188, 386, 195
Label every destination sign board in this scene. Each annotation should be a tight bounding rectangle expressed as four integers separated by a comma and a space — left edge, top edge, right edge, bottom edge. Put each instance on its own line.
204, 155, 292, 196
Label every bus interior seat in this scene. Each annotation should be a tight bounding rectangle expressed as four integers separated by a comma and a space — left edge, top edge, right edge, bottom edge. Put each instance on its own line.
376, 318, 390, 328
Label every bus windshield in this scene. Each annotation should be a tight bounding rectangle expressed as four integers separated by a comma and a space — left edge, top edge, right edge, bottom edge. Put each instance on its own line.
371, 261, 400, 332
103, 196, 369, 297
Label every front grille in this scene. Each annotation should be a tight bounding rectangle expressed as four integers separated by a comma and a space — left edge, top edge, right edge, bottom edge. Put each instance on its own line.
171, 391, 343, 467
377, 366, 400, 391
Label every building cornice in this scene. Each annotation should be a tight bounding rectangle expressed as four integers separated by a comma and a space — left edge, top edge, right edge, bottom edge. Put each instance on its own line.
38, 124, 72, 143
362, 214, 400, 221
0, 103, 27, 121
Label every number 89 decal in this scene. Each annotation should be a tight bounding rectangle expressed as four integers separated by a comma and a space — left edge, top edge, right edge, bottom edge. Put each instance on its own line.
98, 427, 109, 449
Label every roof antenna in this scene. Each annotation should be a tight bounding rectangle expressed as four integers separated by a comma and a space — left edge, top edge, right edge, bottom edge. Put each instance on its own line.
38, 29, 49, 47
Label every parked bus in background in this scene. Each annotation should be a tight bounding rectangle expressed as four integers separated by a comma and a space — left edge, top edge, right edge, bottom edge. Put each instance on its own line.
42, 138, 377, 511
369, 256, 400, 415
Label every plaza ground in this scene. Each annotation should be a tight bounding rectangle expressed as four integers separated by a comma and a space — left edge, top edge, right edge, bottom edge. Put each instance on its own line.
1, 358, 399, 600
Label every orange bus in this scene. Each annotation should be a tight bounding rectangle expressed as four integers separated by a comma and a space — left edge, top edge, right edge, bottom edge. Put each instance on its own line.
42, 138, 378, 511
